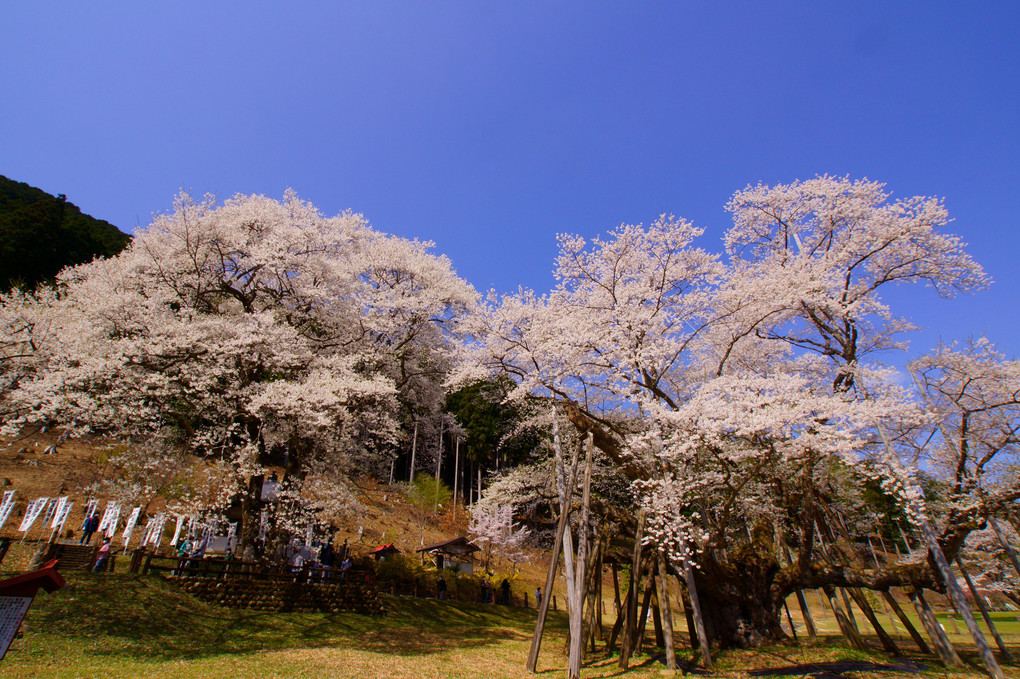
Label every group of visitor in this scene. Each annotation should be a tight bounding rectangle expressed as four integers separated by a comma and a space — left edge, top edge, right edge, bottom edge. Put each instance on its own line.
457, 574, 513, 605
286, 538, 353, 582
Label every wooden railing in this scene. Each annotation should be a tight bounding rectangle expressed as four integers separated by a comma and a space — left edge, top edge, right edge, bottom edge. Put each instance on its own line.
139, 552, 371, 584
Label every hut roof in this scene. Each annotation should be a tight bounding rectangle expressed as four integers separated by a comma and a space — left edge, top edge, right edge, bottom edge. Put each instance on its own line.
369, 543, 399, 557
416, 537, 479, 555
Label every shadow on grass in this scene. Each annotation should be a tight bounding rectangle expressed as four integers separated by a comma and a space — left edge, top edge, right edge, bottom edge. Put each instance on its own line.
19, 573, 567, 662
750, 659, 926, 679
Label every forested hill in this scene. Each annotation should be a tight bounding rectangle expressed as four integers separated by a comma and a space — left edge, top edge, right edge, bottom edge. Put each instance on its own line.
0, 175, 131, 290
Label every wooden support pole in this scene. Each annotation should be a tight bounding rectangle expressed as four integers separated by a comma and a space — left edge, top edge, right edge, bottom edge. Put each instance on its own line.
595, 546, 604, 640
656, 550, 677, 670
909, 587, 964, 668
882, 591, 931, 654
452, 437, 460, 517
526, 416, 581, 673
782, 544, 817, 640
824, 586, 866, 651
650, 579, 665, 649
683, 553, 712, 669
409, 420, 418, 482
618, 510, 646, 669
612, 563, 622, 616
794, 589, 818, 641
606, 576, 631, 654
783, 598, 798, 639
955, 557, 1014, 663
990, 518, 1020, 580
874, 416, 1003, 679
918, 518, 1005, 679
580, 532, 607, 658
635, 569, 655, 655
845, 587, 900, 655
567, 434, 594, 679
679, 581, 699, 650
839, 588, 862, 633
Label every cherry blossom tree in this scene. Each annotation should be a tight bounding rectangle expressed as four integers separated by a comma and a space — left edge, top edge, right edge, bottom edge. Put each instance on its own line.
471, 177, 992, 649
905, 340, 1020, 555
1, 190, 476, 553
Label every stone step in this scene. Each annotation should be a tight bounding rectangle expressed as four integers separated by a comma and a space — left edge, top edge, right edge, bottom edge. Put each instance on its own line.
49, 543, 97, 569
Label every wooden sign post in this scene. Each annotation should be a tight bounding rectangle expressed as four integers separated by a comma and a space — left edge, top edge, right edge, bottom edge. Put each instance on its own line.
0, 559, 66, 660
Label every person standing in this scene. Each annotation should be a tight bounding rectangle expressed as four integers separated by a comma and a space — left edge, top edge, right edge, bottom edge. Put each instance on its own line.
500, 578, 511, 605
80, 513, 100, 545
535, 586, 542, 607
93, 538, 112, 572
437, 574, 448, 600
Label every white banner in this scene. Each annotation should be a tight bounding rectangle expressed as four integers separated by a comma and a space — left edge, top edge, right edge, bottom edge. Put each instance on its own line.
18, 498, 48, 533
42, 500, 56, 525
0, 492, 16, 530
170, 515, 185, 547
102, 503, 121, 538
138, 518, 154, 546
54, 501, 73, 533
97, 501, 118, 531
147, 513, 167, 547
49, 497, 68, 529
258, 509, 268, 541
121, 507, 142, 547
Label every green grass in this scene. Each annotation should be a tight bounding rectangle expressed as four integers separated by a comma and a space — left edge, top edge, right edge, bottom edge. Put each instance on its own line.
3, 572, 1016, 678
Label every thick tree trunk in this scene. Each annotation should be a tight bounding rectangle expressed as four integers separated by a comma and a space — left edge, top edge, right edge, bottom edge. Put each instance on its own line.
693, 549, 785, 648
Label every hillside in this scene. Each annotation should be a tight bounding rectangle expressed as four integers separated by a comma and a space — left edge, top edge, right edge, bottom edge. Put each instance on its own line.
0, 428, 555, 596
0, 175, 131, 290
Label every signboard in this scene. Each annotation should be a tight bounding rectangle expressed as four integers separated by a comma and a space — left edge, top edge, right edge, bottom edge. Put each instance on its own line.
0, 596, 32, 660
0, 561, 66, 662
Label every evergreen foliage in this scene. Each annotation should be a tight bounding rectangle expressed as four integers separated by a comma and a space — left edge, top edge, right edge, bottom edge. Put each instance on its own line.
0, 175, 131, 290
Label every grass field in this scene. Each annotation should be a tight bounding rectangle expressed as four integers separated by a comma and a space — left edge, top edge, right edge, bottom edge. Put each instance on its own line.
4, 570, 1019, 679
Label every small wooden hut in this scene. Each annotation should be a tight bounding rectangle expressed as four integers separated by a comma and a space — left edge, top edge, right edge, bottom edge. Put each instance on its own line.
416, 537, 479, 573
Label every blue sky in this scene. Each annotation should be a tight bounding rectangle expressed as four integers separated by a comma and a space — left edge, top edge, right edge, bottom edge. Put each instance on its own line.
2, 3, 1018, 360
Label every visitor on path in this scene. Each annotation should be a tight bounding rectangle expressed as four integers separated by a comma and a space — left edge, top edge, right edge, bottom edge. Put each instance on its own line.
480, 576, 491, 603
79, 513, 100, 545
535, 586, 542, 607
93, 538, 112, 572
339, 556, 352, 580
437, 574, 447, 600
320, 540, 335, 568
500, 578, 511, 605
174, 536, 193, 575
318, 540, 335, 582
190, 534, 209, 559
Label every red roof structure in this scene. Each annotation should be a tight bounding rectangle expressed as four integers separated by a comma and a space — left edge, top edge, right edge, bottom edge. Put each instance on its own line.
0, 559, 66, 597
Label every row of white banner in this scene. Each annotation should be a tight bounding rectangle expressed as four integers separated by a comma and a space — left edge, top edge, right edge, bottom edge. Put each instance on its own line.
0, 491, 210, 550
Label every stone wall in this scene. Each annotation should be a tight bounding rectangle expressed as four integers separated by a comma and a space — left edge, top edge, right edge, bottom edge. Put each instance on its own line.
168, 576, 385, 615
